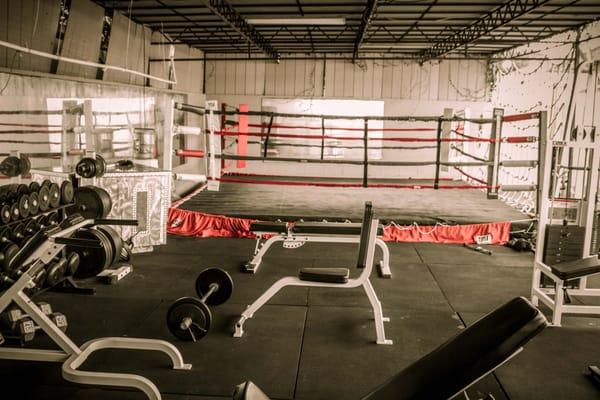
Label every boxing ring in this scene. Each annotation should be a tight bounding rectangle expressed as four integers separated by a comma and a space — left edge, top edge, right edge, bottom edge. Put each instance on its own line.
167, 102, 544, 244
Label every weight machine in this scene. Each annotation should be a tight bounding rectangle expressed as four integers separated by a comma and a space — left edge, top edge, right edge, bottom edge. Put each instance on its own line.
0, 214, 191, 400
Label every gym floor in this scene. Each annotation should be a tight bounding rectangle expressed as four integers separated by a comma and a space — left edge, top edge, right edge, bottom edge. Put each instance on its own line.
1, 186, 599, 399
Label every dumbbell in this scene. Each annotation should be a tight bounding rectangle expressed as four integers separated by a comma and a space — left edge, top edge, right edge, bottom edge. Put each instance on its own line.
36, 211, 60, 229
0, 155, 30, 177
0, 186, 30, 221
34, 301, 68, 332
166, 268, 233, 341
0, 307, 36, 343
45, 256, 68, 288
76, 155, 134, 178
39, 180, 61, 209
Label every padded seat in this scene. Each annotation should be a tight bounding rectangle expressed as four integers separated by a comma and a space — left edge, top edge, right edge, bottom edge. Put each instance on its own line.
249, 221, 288, 233
550, 255, 600, 281
293, 222, 384, 236
363, 297, 547, 400
299, 267, 349, 283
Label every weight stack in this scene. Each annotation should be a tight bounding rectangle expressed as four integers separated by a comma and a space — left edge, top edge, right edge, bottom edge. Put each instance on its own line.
542, 224, 585, 287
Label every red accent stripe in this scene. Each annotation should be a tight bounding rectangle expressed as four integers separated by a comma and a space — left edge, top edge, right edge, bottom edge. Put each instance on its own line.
176, 149, 205, 158
503, 112, 539, 122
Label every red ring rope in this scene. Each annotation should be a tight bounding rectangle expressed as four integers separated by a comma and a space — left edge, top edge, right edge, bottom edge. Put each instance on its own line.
247, 123, 437, 133
176, 149, 205, 158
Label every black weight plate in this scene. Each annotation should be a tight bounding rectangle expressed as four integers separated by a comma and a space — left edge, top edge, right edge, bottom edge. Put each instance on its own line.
48, 183, 60, 208
24, 219, 37, 235
0, 227, 10, 241
94, 228, 114, 270
0, 205, 10, 224
195, 268, 234, 306
166, 297, 212, 341
29, 181, 40, 194
46, 259, 66, 287
73, 186, 112, 219
95, 155, 107, 177
19, 155, 30, 176
9, 203, 19, 221
47, 211, 60, 226
76, 157, 97, 178
18, 194, 30, 219
66, 252, 80, 276
32, 268, 47, 290
60, 180, 74, 204
41, 179, 52, 189
37, 185, 50, 212
0, 156, 21, 177
69, 228, 110, 278
28, 192, 39, 216
0, 242, 19, 273
96, 226, 123, 267
15, 184, 28, 196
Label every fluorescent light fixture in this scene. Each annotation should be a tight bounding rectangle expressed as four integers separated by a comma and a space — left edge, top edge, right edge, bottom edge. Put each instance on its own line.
247, 18, 346, 26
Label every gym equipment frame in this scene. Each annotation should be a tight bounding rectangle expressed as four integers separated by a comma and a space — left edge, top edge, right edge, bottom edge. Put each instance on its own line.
531, 117, 600, 325
247, 223, 392, 278
234, 203, 392, 344
0, 217, 191, 400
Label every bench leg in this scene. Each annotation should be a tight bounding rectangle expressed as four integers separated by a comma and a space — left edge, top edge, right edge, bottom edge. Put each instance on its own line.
234, 277, 293, 337
362, 279, 393, 345
530, 266, 541, 307
244, 236, 282, 273
552, 280, 564, 326
375, 238, 392, 279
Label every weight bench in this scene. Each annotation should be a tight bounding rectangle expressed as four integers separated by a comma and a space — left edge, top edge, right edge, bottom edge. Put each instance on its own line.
246, 220, 392, 278
233, 296, 547, 400
531, 255, 600, 325
234, 202, 392, 344
0, 214, 191, 400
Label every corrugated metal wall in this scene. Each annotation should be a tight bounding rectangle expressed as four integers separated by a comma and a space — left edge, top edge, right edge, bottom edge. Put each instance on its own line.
206, 55, 489, 102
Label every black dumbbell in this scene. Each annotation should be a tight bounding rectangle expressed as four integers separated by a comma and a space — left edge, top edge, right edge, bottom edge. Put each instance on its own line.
0, 307, 36, 344
0, 155, 30, 177
0, 186, 30, 220
0, 241, 19, 274
76, 155, 134, 178
60, 180, 74, 204
34, 302, 68, 332
45, 257, 68, 288
65, 252, 80, 277
166, 268, 233, 342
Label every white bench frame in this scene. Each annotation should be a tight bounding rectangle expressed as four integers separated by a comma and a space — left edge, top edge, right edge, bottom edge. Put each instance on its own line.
246, 228, 392, 278
234, 218, 392, 345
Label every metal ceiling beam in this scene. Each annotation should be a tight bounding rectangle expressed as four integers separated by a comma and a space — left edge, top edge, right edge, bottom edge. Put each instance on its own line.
201, 0, 280, 59
353, 0, 378, 61
418, 0, 552, 62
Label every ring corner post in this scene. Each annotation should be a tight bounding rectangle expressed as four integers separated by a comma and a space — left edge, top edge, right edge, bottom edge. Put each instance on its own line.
434, 117, 443, 189
536, 111, 548, 215
238, 104, 248, 169
487, 108, 504, 199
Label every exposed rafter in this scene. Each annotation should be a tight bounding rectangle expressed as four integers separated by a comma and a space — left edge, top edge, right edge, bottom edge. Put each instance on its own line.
202, 0, 280, 59
353, 0, 378, 61
418, 0, 553, 62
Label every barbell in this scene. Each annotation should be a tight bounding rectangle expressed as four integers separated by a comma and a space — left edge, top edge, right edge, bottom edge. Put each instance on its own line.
166, 268, 233, 342
75, 155, 134, 179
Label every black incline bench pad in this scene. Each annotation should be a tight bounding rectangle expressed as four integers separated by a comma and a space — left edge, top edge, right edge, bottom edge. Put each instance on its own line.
293, 222, 384, 236
362, 297, 547, 400
550, 256, 600, 281
250, 221, 288, 233
299, 268, 350, 283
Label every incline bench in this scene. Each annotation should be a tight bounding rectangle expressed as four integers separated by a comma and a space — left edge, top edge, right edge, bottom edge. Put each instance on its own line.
245, 220, 392, 278
233, 296, 547, 400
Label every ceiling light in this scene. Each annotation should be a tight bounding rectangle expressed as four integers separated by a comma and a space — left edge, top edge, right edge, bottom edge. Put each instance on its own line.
247, 18, 346, 26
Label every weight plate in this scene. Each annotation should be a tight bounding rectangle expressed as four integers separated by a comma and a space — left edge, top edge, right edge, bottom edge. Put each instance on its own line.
28, 192, 39, 216
166, 297, 212, 341
96, 225, 123, 267
18, 194, 30, 219
94, 228, 114, 270
95, 155, 107, 177
0, 241, 19, 273
60, 180, 74, 204
0, 205, 10, 224
41, 179, 52, 190
46, 258, 67, 287
75, 157, 97, 178
72, 186, 112, 219
15, 184, 28, 196
48, 183, 60, 208
66, 252, 80, 276
47, 211, 60, 226
68, 228, 110, 278
37, 185, 50, 212
195, 268, 234, 306
0, 156, 20, 177
31, 268, 47, 291
0, 227, 10, 241
19, 155, 30, 176
28, 181, 40, 194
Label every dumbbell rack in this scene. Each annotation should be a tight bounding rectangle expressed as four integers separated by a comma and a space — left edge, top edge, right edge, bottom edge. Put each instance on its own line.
1, 203, 94, 296
0, 217, 191, 400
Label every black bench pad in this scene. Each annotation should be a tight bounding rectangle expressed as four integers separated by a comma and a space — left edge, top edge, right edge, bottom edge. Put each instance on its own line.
249, 221, 288, 233
363, 297, 547, 400
550, 256, 600, 281
299, 268, 349, 283
293, 222, 384, 236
